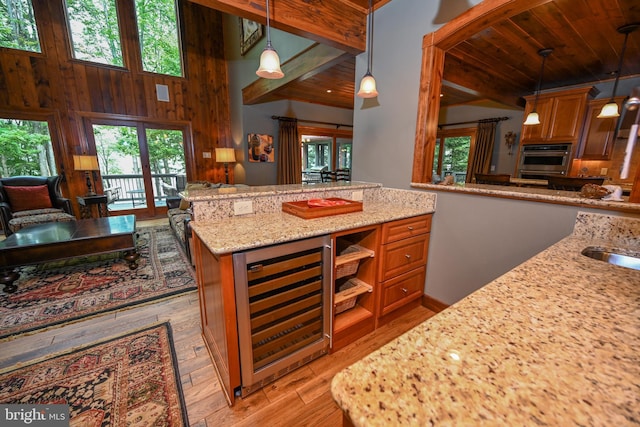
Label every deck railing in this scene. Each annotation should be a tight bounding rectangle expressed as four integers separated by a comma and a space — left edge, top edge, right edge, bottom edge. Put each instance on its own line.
101, 173, 186, 207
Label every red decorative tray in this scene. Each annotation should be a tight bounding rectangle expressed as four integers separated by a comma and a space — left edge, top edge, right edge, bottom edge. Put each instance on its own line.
282, 198, 363, 219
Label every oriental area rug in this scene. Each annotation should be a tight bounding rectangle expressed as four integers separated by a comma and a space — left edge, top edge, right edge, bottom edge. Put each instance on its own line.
0, 226, 195, 339
0, 322, 189, 426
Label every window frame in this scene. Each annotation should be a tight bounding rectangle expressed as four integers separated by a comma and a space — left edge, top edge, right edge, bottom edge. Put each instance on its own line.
434, 127, 477, 183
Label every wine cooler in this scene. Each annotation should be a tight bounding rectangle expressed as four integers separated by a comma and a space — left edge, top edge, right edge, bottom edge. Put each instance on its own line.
233, 235, 332, 397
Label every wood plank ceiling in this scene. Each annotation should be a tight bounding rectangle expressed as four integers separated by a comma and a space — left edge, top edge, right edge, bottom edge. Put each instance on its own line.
238, 0, 640, 111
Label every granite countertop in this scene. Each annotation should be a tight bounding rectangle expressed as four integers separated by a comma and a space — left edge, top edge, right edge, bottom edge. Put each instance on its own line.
331, 212, 640, 426
412, 182, 640, 213
190, 202, 433, 255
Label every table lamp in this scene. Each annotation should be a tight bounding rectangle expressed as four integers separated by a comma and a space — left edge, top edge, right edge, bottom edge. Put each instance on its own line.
73, 155, 100, 196
215, 148, 236, 184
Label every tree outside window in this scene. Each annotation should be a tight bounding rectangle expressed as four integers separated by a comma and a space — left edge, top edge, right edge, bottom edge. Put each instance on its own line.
0, 118, 56, 177
0, 0, 41, 52
66, 0, 124, 66
134, 0, 182, 76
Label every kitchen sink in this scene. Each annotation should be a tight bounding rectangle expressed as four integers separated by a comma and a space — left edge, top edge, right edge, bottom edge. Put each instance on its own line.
581, 247, 640, 271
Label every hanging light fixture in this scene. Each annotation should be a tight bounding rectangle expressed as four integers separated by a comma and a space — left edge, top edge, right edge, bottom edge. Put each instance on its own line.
597, 24, 639, 119
357, 0, 378, 98
256, 0, 284, 79
524, 48, 553, 126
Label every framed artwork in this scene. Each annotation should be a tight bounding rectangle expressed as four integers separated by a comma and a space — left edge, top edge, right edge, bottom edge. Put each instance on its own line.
239, 18, 263, 56
248, 133, 275, 162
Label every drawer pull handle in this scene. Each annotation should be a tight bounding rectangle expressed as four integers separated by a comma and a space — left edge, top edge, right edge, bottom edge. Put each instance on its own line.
405, 254, 411, 259
401, 288, 408, 294
407, 226, 414, 231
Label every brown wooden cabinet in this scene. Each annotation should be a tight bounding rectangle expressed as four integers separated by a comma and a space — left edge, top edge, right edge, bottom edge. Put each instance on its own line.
521, 87, 596, 144
377, 214, 431, 325
576, 98, 622, 160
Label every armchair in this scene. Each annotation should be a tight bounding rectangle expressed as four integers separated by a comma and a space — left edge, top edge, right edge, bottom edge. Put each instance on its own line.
0, 176, 76, 236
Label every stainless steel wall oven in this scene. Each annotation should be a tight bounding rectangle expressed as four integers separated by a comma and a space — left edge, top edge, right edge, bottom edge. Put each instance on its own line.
517, 143, 572, 179
233, 235, 332, 397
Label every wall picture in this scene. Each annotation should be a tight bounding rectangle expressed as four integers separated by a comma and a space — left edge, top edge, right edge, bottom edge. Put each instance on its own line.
240, 18, 263, 56
248, 133, 275, 162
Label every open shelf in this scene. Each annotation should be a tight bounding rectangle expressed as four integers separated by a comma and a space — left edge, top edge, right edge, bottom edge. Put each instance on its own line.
335, 245, 375, 279
334, 304, 373, 334
334, 277, 373, 314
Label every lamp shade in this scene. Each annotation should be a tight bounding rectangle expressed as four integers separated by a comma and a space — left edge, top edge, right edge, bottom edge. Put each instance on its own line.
597, 101, 620, 118
357, 72, 378, 98
215, 148, 236, 163
523, 112, 540, 126
256, 46, 284, 79
73, 155, 99, 171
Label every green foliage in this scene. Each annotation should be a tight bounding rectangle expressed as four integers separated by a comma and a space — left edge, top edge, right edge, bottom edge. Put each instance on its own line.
66, 0, 123, 66
0, 119, 55, 176
0, 0, 41, 52
135, 0, 182, 76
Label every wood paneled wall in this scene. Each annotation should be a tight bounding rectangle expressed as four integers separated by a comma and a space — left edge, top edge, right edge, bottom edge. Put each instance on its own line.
0, 0, 232, 207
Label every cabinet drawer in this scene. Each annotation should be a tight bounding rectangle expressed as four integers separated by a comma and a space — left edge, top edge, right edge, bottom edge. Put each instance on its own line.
381, 214, 431, 243
380, 266, 425, 316
379, 234, 429, 281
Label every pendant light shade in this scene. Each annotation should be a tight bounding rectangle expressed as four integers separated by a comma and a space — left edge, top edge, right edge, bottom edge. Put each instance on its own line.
357, 0, 378, 98
597, 24, 638, 119
256, 0, 284, 79
524, 48, 553, 126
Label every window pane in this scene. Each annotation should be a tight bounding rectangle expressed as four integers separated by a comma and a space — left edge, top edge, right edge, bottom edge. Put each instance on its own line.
66, 0, 123, 66
0, 118, 56, 176
336, 138, 352, 169
135, 0, 182, 76
146, 128, 186, 207
0, 0, 41, 52
442, 136, 471, 183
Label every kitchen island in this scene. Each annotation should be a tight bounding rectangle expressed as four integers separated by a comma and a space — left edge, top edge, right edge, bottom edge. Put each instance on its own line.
186, 182, 437, 405
331, 211, 639, 425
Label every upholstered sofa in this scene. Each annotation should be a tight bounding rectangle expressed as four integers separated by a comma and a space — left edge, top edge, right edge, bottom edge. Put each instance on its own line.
166, 182, 249, 265
0, 176, 76, 236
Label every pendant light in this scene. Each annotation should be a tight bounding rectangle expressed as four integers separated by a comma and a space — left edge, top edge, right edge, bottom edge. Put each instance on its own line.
597, 24, 639, 119
524, 48, 553, 126
357, 0, 378, 98
256, 0, 284, 79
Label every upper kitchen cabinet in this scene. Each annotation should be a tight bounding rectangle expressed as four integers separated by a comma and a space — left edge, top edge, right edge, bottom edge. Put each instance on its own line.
521, 87, 596, 145
576, 98, 621, 160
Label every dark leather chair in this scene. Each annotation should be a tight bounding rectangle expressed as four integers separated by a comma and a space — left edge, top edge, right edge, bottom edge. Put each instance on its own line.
546, 176, 605, 191
0, 176, 75, 236
475, 173, 511, 185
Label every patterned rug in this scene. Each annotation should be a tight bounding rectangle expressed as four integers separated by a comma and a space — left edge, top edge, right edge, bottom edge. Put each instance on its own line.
0, 322, 188, 426
0, 226, 195, 339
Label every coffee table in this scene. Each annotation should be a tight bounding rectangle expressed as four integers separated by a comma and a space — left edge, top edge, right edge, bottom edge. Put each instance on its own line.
0, 215, 139, 293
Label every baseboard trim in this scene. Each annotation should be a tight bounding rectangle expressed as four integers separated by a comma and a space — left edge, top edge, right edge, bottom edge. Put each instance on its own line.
421, 294, 449, 313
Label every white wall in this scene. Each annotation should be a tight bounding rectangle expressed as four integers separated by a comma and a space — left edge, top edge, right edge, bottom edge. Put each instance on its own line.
351, 1, 639, 305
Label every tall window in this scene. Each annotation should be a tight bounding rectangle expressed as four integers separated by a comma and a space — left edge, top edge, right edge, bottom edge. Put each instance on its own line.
134, 0, 182, 76
65, 0, 124, 66
302, 136, 331, 169
433, 128, 476, 183
0, 0, 41, 52
0, 118, 57, 176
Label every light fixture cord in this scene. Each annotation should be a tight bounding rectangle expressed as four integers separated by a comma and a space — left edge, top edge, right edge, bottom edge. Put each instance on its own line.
265, 0, 272, 47
366, 0, 373, 73
532, 51, 549, 112
610, 31, 630, 102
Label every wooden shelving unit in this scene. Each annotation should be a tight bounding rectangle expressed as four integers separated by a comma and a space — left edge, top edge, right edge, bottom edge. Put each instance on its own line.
331, 225, 379, 352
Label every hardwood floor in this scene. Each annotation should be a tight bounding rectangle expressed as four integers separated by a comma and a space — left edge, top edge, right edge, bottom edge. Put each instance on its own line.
0, 219, 438, 426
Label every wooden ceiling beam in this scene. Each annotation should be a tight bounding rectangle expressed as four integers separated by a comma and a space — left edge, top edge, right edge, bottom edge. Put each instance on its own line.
188, 0, 366, 55
242, 43, 352, 105
432, 0, 555, 50
443, 55, 524, 107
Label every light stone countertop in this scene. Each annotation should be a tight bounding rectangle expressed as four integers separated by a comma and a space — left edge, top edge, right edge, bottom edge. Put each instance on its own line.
330, 212, 640, 426
412, 182, 640, 213
189, 185, 436, 254
190, 202, 434, 255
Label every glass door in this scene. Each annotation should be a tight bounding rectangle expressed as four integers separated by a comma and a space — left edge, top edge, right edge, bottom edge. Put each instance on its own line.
87, 121, 187, 216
